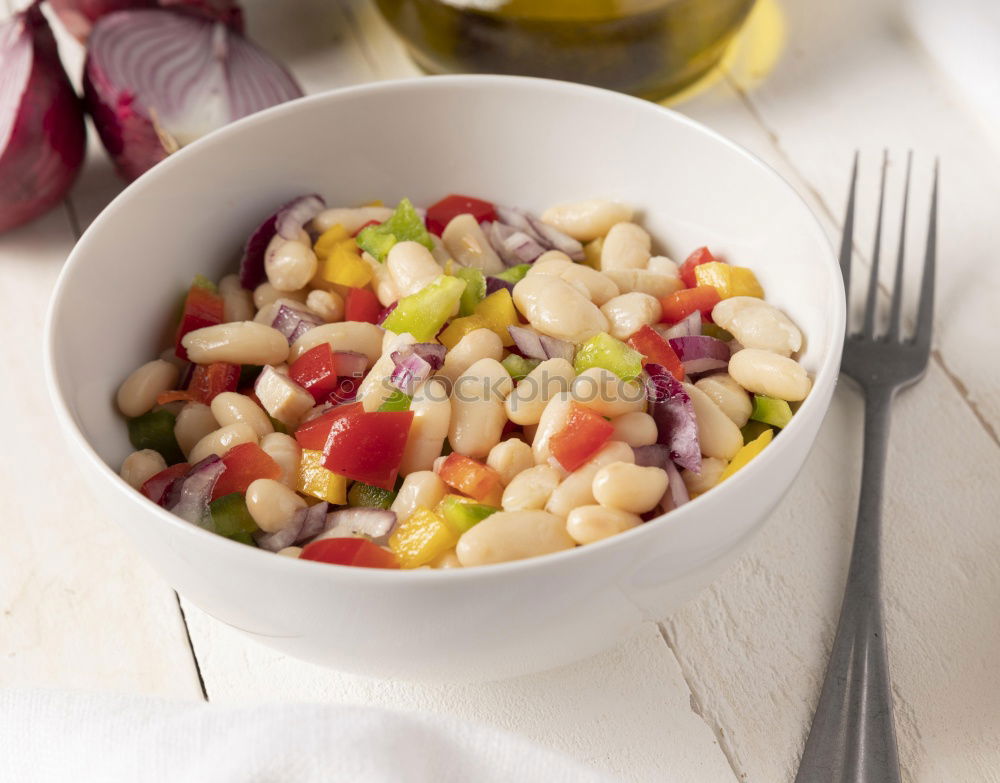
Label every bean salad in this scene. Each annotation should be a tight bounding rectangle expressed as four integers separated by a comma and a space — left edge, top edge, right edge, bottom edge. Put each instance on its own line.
116, 195, 811, 569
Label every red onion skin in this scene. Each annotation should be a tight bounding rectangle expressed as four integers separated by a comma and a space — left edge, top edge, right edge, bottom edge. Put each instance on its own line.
49, 0, 243, 41
0, 3, 86, 234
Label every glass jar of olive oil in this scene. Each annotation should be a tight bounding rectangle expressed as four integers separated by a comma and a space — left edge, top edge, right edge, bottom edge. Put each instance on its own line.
374, 0, 756, 101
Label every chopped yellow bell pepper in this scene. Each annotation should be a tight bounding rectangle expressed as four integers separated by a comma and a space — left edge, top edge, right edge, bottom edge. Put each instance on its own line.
296, 449, 348, 504
694, 262, 764, 299
583, 236, 604, 270
313, 224, 351, 259
388, 507, 458, 568
321, 243, 373, 288
438, 314, 489, 350
473, 289, 518, 347
719, 429, 773, 482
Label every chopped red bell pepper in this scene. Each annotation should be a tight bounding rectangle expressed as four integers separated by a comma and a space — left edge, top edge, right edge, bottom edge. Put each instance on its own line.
174, 282, 224, 360
549, 403, 615, 472
659, 286, 721, 324
294, 407, 343, 450
425, 194, 496, 236
344, 287, 382, 324
438, 453, 503, 502
351, 219, 381, 238
678, 247, 717, 289
289, 344, 340, 403
210, 443, 281, 500
140, 462, 190, 504
300, 537, 400, 568
310, 402, 413, 489
156, 362, 241, 406
628, 324, 685, 382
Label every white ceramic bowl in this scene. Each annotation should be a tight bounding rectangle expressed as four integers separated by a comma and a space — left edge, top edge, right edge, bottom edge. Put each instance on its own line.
46, 76, 843, 681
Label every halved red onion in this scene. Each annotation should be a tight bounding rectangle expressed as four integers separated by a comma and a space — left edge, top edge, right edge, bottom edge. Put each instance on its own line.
271, 302, 322, 343
0, 3, 87, 234
275, 194, 325, 241
668, 335, 730, 375
49, 0, 244, 42
658, 311, 701, 340
645, 363, 701, 473
320, 507, 398, 545
166, 455, 225, 525
83, 9, 302, 181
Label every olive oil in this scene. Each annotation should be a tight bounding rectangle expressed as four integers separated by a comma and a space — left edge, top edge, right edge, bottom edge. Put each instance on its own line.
375, 0, 756, 101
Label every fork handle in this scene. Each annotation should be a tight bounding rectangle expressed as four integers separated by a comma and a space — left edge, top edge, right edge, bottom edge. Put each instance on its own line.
794, 387, 902, 783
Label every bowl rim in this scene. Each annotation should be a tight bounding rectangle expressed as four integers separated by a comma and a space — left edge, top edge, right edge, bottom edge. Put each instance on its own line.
44, 74, 845, 583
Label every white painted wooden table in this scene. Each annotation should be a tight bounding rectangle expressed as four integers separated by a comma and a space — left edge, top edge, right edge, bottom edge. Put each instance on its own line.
3, 1, 999, 780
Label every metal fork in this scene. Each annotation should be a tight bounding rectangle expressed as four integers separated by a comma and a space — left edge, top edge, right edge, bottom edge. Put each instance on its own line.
794, 152, 938, 783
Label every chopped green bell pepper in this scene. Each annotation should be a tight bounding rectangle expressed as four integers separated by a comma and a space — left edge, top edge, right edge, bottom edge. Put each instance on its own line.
191, 274, 218, 293
437, 494, 499, 534
573, 332, 644, 382
356, 197, 434, 262
209, 492, 259, 545
700, 322, 734, 342
501, 353, 540, 381
127, 409, 184, 464
751, 395, 793, 429
740, 419, 774, 442
347, 481, 397, 509
493, 264, 531, 284
452, 267, 486, 317
378, 390, 412, 412
381, 274, 467, 341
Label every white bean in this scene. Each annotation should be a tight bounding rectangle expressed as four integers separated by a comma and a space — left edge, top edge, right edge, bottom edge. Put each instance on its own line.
429, 549, 461, 569
264, 236, 317, 292
609, 411, 658, 447
288, 321, 385, 364
361, 251, 401, 306
245, 478, 307, 533
312, 206, 393, 234
712, 297, 803, 357
545, 440, 634, 518
684, 382, 744, 460
253, 282, 306, 310
449, 358, 513, 458
182, 322, 288, 366
357, 332, 417, 412
305, 289, 344, 323
592, 462, 668, 513
439, 328, 503, 384
571, 367, 647, 417
512, 274, 609, 344
566, 505, 641, 545
505, 357, 576, 426
120, 449, 167, 489
116, 360, 179, 417
531, 391, 574, 465
391, 471, 448, 524
429, 234, 452, 265
442, 213, 504, 274
682, 457, 727, 496
210, 392, 274, 438
560, 264, 620, 306
486, 438, 534, 485
174, 402, 218, 458
276, 546, 302, 558
260, 432, 301, 488
254, 367, 314, 428
647, 255, 679, 277
501, 464, 561, 511
600, 292, 662, 340
695, 373, 753, 427
387, 241, 445, 297
602, 269, 683, 299
540, 199, 634, 242
728, 348, 812, 402
219, 274, 255, 322
188, 423, 257, 465
456, 510, 575, 566
600, 222, 651, 271
399, 378, 452, 475
527, 251, 573, 276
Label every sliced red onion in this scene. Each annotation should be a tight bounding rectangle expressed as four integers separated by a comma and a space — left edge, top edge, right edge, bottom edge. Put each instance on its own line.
494, 205, 545, 243
0, 3, 87, 234
645, 363, 701, 473
632, 444, 691, 513
271, 302, 322, 343
525, 214, 585, 261
295, 501, 330, 543
254, 520, 301, 552
538, 334, 575, 363
49, 0, 244, 42
275, 194, 325, 241
389, 351, 432, 396
238, 213, 276, 289
84, 9, 303, 181
507, 325, 546, 361
409, 343, 446, 369
486, 220, 546, 266
319, 508, 398, 545
668, 335, 731, 375
486, 276, 515, 295
633, 443, 671, 469
167, 455, 225, 526
333, 350, 369, 380
376, 300, 398, 326
658, 311, 702, 340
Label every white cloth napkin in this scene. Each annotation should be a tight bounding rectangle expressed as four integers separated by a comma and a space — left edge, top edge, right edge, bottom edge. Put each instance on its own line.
0, 690, 616, 783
